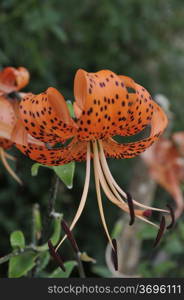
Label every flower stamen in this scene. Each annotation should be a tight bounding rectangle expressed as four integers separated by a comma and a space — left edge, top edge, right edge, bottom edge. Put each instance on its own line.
61, 219, 79, 253
55, 143, 91, 252
48, 239, 66, 271
166, 204, 175, 230
111, 238, 118, 271
125, 191, 135, 225
98, 140, 169, 215
153, 216, 166, 247
93, 140, 114, 249
93, 141, 130, 214
0, 147, 22, 185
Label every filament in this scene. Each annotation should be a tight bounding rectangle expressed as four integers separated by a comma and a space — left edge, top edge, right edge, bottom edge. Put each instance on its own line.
55, 142, 91, 251
93, 140, 114, 249
97, 141, 150, 219
4, 152, 16, 161
98, 140, 169, 214
0, 147, 22, 185
93, 141, 130, 213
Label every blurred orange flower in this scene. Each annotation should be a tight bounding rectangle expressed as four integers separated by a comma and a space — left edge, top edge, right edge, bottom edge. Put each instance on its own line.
142, 132, 184, 218
0, 66, 31, 184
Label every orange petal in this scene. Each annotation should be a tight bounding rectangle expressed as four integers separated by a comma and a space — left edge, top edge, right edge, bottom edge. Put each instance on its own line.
0, 95, 41, 148
118, 75, 155, 136
19, 87, 77, 144
141, 138, 184, 218
73, 69, 155, 141
16, 138, 88, 166
172, 131, 184, 156
0, 95, 16, 125
102, 101, 168, 158
0, 67, 29, 94
0, 96, 17, 143
11, 119, 44, 147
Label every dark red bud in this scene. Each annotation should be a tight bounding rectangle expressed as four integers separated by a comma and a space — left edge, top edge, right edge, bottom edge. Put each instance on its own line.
143, 209, 152, 218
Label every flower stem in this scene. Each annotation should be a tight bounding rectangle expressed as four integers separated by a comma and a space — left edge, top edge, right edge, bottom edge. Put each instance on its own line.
75, 252, 86, 278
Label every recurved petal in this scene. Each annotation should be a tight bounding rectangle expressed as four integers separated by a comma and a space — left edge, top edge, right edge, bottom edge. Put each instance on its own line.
0, 67, 29, 94
73, 69, 156, 141
102, 101, 168, 159
16, 138, 88, 166
117, 75, 155, 136
74, 69, 129, 140
19, 87, 77, 144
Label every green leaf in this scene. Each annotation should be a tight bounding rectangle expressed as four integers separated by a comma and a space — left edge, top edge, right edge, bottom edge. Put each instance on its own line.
31, 163, 42, 176
8, 252, 38, 278
10, 231, 25, 249
48, 261, 77, 278
50, 215, 63, 245
137, 224, 156, 240
138, 262, 152, 278
31, 162, 75, 189
53, 162, 75, 189
66, 100, 75, 118
92, 265, 112, 278
165, 239, 183, 255
153, 261, 176, 275
36, 214, 62, 251
36, 251, 50, 274
50, 25, 68, 43
111, 219, 123, 239
31, 163, 52, 176
80, 252, 96, 263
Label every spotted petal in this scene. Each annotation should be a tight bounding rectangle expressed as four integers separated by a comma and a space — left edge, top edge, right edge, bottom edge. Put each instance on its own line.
16, 138, 88, 166
74, 69, 155, 141
19, 87, 77, 144
118, 75, 155, 136
102, 101, 168, 158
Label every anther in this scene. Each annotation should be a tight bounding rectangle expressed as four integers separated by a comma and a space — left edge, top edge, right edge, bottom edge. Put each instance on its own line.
153, 216, 166, 248
61, 219, 79, 253
48, 240, 66, 271
166, 204, 175, 230
111, 238, 118, 271
126, 192, 135, 225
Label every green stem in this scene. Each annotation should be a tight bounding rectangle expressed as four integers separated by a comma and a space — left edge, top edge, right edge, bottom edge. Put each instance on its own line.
75, 252, 86, 278
0, 246, 37, 264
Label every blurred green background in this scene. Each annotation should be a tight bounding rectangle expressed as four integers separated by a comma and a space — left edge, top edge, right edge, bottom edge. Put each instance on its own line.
0, 0, 184, 277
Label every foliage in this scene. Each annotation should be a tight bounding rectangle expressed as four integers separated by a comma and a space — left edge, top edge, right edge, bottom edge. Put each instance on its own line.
0, 204, 77, 277
31, 162, 75, 189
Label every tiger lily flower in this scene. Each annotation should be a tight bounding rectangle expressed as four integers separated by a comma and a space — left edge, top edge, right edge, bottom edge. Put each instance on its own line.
142, 133, 184, 219
17, 69, 169, 254
0, 66, 31, 184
